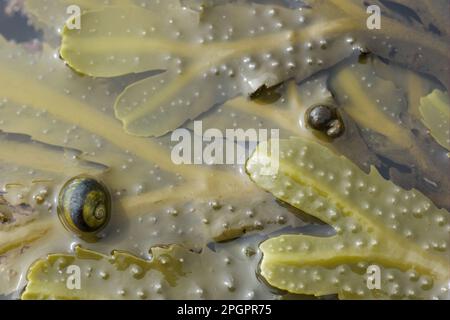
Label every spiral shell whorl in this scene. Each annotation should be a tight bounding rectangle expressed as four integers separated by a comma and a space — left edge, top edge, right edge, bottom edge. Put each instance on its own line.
58, 176, 111, 235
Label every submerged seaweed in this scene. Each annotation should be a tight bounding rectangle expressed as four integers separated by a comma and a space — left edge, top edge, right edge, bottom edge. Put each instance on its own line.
0, 0, 449, 300
247, 137, 450, 299
22, 241, 272, 299
0, 33, 301, 297
419, 90, 450, 151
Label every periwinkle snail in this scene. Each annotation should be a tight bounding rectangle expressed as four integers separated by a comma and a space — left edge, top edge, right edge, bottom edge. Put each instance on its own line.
305, 104, 344, 138
57, 176, 111, 239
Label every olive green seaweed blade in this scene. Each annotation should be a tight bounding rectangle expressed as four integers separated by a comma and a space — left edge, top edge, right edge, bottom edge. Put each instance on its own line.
419, 90, 450, 151
60, 2, 357, 137
21, 243, 273, 299
246, 137, 450, 299
23, 0, 139, 43
21, 245, 184, 300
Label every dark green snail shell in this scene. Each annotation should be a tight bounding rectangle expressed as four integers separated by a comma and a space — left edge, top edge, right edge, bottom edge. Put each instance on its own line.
58, 176, 111, 234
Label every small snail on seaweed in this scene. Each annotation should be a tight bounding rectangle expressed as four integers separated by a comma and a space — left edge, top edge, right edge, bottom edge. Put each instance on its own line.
305, 104, 345, 138
57, 175, 111, 241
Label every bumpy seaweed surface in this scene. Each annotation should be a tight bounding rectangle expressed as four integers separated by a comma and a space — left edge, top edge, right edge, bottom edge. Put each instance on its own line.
247, 137, 449, 299
0, 0, 449, 299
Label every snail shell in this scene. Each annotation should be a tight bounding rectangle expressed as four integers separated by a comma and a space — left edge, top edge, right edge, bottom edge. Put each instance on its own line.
305, 104, 345, 138
57, 176, 111, 236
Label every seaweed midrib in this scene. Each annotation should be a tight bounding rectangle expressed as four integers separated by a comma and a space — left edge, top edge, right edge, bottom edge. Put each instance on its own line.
272, 157, 449, 279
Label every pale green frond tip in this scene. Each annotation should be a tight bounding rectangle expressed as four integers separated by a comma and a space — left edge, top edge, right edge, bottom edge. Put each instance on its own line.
21, 245, 185, 300
246, 137, 450, 299
419, 89, 450, 151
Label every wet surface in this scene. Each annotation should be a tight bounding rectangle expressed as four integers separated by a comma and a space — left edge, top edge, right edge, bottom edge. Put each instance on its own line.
0, 0, 449, 300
